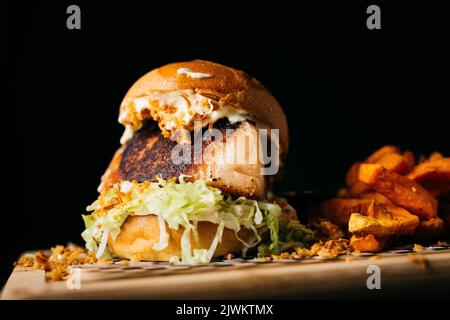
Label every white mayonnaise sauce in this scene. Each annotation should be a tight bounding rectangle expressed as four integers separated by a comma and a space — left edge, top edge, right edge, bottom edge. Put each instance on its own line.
176, 68, 213, 79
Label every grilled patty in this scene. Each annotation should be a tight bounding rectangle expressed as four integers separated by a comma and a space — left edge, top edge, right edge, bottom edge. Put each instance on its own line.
99, 119, 267, 199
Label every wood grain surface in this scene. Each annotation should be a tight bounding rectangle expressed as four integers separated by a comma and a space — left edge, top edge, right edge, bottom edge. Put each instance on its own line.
2, 249, 450, 299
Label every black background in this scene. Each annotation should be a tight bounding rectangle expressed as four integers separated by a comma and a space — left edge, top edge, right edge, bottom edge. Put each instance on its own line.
5, 1, 449, 287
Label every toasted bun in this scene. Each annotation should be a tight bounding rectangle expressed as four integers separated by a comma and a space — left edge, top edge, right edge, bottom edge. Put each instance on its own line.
108, 215, 257, 261
120, 60, 289, 158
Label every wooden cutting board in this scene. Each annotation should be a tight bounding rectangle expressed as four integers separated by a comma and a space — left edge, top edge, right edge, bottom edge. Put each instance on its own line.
2, 247, 450, 299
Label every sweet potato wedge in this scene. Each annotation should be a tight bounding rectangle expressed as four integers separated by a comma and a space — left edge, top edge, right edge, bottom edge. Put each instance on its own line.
418, 152, 443, 165
345, 162, 372, 196
365, 145, 400, 163
349, 183, 372, 197
337, 187, 351, 198
376, 152, 411, 174
403, 151, 416, 174
413, 217, 445, 239
365, 145, 415, 173
429, 152, 444, 161
320, 198, 373, 227
345, 162, 361, 188
407, 157, 450, 183
350, 234, 384, 253
359, 192, 393, 204
358, 163, 438, 219
345, 147, 415, 196
348, 203, 419, 237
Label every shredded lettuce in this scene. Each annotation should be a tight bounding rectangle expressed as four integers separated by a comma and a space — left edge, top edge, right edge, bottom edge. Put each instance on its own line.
258, 219, 317, 256
81, 178, 282, 264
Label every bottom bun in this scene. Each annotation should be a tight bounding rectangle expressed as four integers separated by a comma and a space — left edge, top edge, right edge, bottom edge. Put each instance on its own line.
108, 215, 257, 261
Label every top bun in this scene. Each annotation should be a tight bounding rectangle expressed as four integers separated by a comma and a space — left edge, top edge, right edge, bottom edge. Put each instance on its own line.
119, 60, 289, 159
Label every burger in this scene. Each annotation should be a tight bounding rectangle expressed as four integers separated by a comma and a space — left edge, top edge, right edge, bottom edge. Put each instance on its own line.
81, 60, 312, 263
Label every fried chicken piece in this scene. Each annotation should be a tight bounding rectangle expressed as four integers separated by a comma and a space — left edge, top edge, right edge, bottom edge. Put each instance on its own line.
358, 163, 438, 219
